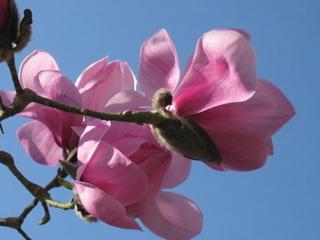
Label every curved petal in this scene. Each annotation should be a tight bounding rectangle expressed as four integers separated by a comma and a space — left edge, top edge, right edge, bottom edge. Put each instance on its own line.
17, 121, 63, 165
139, 29, 180, 99
137, 150, 171, 198
173, 29, 256, 116
80, 141, 148, 205
74, 182, 141, 230
162, 153, 191, 189
206, 135, 272, 171
21, 71, 83, 147
192, 80, 295, 142
77, 120, 110, 165
104, 90, 150, 113
19, 50, 59, 89
76, 59, 135, 111
37, 70, 82, 106
140, 191, 203, 240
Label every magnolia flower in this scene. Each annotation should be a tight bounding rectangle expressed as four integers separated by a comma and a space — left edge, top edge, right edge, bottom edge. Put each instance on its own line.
138, 28, 295, 171
0, 50, 135, 165
1, 50, 198, 239
75, 116, 201, 240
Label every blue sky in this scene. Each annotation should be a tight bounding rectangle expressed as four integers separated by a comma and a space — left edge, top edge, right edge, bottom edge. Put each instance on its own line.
0, 0, 319, 239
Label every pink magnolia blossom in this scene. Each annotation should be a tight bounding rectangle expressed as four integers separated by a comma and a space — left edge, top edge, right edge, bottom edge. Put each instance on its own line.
0, 50, 135, 165
0, 0, 9, 28
138, 28, 295, 171
75, 115, 201, 239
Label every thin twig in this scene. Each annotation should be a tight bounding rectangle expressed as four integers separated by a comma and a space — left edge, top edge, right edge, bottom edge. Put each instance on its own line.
6, 53, 23, 94
16, 228, 32, 240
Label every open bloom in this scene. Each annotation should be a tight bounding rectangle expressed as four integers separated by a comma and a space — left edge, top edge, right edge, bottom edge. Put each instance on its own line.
138, 28, 295, 171
0, 50, 135, 165
73, 89, 199, 239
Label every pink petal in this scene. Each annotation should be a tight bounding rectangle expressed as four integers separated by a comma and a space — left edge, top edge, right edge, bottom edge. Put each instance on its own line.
76, 59, 135, 111
21, 70, 83, 147
206, 135, 272, 171
19, 50, 59, 89
80, 141, 148, 205
192, 79, 294, 171
112, 136, 148, 157
140, 191, 203, 240
193, 79, 295, 139
137, 150, 171, 198
104, 90, 150, 113
37, 70, 82, 106
74, 181, 141, 230
173, 29, 256, 116
139, 29, 180, 99
17, 121, 63, 166
162, 153, 191, 189
77, 120, 110, 165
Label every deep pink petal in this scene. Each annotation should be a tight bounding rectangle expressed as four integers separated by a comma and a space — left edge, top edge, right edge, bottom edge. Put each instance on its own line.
162, 153, 191, 189
140, 191, 203, 240
205, 135, 272, 171
19, 50, 59, 89
80, 141, 148, 205
192, 80, 295, 139
17, 121, 63, 166
74, 182, 141, 230
76, 59, 135, 111
139, 29, 180, 99
173, 29, 256, 116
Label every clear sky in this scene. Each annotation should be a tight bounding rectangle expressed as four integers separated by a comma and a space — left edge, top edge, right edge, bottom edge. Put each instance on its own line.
0, 0, 319, 239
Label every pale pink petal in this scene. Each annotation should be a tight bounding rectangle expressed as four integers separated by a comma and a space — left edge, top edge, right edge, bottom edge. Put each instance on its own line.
37, 70, 82, 106
139, 29, 180, 99
162, 153, 191, 189
77, 120, 110, 165
137, 151, 171, 198
173, 29, 256, 116
21, 70, 83, 147
231, 28, 251, 41
80, 141, 148, 205
19, 50, 59, 89
192, 80, 295, 141
112, 136, 147, 157
74, 182, 141, 230
140, 191, 203, 240
104, 90, 150, 113
76, 59, 135, 111
17, 121, 63, 165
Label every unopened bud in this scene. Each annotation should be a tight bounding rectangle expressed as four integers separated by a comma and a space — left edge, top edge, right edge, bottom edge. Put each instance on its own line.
0, 0, 32, 61
151, 88, 221, 163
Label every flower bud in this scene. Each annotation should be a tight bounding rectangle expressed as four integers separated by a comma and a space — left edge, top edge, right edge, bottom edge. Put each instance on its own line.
151, 88, 221, 163
0, 0, 32, 61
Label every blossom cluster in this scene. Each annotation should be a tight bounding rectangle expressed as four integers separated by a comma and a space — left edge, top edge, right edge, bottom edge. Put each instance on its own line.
1, 28, 294, 239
